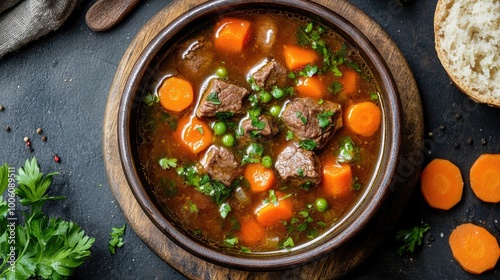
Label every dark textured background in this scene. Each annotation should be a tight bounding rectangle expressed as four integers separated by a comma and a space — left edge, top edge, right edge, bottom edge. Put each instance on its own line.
0, 0, 499, 279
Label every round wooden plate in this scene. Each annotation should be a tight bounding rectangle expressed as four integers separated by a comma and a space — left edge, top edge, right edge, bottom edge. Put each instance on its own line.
102, 0, 423, 279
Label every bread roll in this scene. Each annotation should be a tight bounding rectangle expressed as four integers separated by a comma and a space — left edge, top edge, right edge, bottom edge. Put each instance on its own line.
434, 0, 500, 107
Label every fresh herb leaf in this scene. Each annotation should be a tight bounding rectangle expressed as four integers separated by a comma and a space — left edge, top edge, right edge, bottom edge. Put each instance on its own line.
247, 76, 261, 91
159, 157, 177, 170
352, 177, 362, 191
224, 236, 239, 247
268, 190, 278, 206
207, 92, 221, 105
0, 158, 94, 279
369, 92, 380, 101
396, 224, 430, 254
188, 201, 199, 213
295, 111, 307, 124
298, 64, 319, 77
214, 112, 234, 121
297, 168, 304, 177
286, 131, 294, 141
299, 139, 317, 151
143, 92, 159, 106
195, 125, 204, 135
328, 81, 343, 94
337, 136, 360, 163
317, 110, 334, 130
281, 237, 295, 249
109, 224, 126, 255
219, 202, 231, 219
248, 108, 265, 130
241, 143, 264, 165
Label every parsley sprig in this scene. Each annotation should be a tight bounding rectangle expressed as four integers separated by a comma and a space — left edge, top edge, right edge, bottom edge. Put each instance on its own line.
0, 158, 94, 279
109, 224, 126, 255
396, 224, 430, 254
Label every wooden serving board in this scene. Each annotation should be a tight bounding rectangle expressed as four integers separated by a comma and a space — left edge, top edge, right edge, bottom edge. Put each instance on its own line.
102, 0, 423, 279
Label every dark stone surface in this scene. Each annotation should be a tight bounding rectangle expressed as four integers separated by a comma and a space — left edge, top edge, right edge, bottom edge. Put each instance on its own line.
0, 0, 498, 279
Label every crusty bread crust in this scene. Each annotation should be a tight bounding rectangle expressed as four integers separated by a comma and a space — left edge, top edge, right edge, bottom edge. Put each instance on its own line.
434, 0, 500, 107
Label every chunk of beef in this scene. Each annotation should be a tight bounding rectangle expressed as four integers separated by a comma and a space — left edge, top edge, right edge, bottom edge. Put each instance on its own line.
196, 79, 250, 118
176, 36, 213, 77
200, 145, 240, 186
250, 58, 287, 89
240, 114, 278, 138
275, 143, 321, 187
281, 97, 342, 149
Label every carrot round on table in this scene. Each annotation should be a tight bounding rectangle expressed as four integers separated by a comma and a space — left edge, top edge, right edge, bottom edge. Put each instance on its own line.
420, 158, 463, 210
449, 223, 500, 274
174, 115, 213, 154
255, 192, 293, 227
345, 101, 382, 137
239, 218, 266, 246
214, 17, 251, 53
244, 163, 276, 193
321, 163, 353, 199
158, 76, 194, 112
295, 76, 326, 99
283, 45, 319, 70
469, 154, 500, 203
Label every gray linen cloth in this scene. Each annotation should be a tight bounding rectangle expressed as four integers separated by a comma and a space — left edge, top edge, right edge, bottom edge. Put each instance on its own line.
0, 0, 79, 58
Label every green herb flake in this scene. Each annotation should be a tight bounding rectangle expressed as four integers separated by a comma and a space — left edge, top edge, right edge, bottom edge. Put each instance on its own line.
224, 236, 239, 247
219, 202, 231, 219
370, 92, 380, 101
268, 190, 278, 206
281, 237, 295, 249
143, 92, 159, 106
297, 168, 304, 177
328, 81, 343, 94
299, 139, 317, 151
207, 92, 221, 105
298, 64, 319, 77
195, 125, 204, 135
188, 201, 199, 213
241, 143, 264, 165
286, 131, 294, 141
396, 224, 430, 255
317, 110, 334, 130
109, 224, 126, 255
337, 136, 360, 163
295, 111, 307, 124
159, 157, 177, 169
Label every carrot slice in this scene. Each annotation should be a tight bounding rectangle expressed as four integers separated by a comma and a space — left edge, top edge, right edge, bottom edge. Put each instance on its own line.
214, 17, 251, 53
470, 154, 500, 203
255, 192, 293, 227
420, 159, 463, 210
321, 163, 353, 199
295, 76, 326, 99
174, 115, 213, 154
339, 68, 359, 95
158, 76, 194, 112
449, 223, 500, 274
244, 163, 276, 193
239, 218, 266, 246
283, 45, 319, 70
345, 102, 382, 137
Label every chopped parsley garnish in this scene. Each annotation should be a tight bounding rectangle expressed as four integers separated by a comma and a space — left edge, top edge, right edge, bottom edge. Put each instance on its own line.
281, 237, 295, 249
176, 165, 232, 212
352, 177, 362, 191
295, 111, 307, 124
159, 157, 178, 169
299, 139, 317, 150
241, 143, 264, 165
370, 92, 380, 101
328, 81, 343, 94
214, 111, 234, 121
188, 201, 199, 213
298, 64, 319, 77
248, 108, 266, 130
297, 168, 304, 177
219, 202, 231, 219
143, 92, 159, 106
317, 110, 334, 130
224, 236, 239, 247
207, 92, 221, 104
195, 125, 204, 134
396, 224, 430, 254
109, 224, 126, 255
337, 136, 360, 163
286, 130, 294, 141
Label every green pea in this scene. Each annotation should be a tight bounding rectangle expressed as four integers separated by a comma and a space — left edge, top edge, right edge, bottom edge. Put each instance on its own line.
259, 92, 272, 103
315, 198, 328, 212
222, 133, 235, 147
215, 66, 228, 79
269, 105, 282, 117
261, 155, 273, 168
271, 87, 285, 99
213, 121, 227, 135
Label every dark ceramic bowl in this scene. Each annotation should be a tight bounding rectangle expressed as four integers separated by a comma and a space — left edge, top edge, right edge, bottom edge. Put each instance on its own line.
118, 0, 402, 271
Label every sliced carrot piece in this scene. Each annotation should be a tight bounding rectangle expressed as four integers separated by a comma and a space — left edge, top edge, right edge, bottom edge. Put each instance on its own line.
449, 223, 500, 274
158, 76, 194, 112
295, 76, 326, 99
214, 17, 251, 53
174, 115, 213, 154
283, 45, 319, 70
255, 192, 293, 227
239, 218, 266, 246
339, 67, 359, 95
420, 159, 463, 210
321, 163, 353, 199
244, 163, 276, 193
345, 102, 382, 137
470, 154, 500, 203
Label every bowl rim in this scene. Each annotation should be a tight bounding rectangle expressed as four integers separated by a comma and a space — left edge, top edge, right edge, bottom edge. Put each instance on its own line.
118, 0, 402, 271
